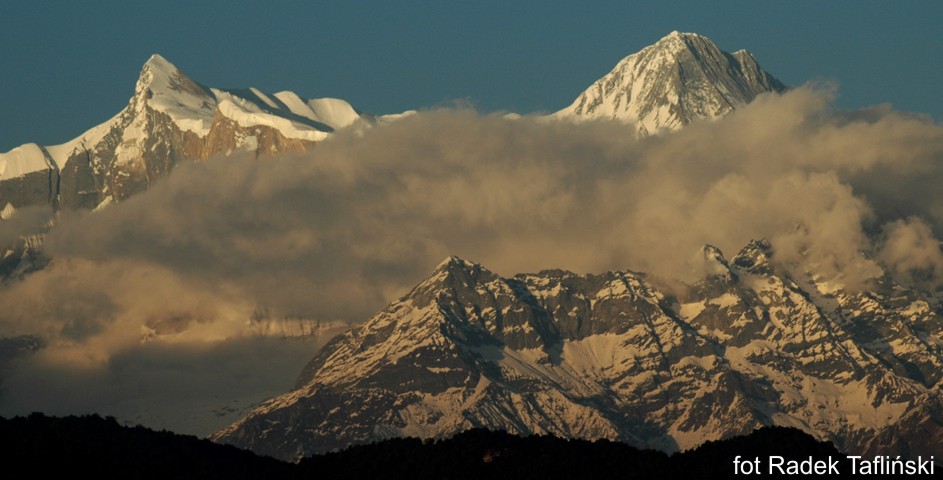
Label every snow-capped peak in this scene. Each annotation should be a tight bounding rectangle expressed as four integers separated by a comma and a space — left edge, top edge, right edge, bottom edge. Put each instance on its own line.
433, 255, 479, 273
136, 54, 197, 98
1, 53, 388, 210
657, 30, 710, 49
132, 54, 216, 135
554, 31, 785, 136
140, 54, 179, 82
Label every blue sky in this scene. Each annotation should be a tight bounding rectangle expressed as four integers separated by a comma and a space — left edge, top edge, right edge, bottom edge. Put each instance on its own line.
2, 1, 941, 151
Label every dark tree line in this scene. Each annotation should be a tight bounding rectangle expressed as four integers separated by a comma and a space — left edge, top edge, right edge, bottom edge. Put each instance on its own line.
0, 413, 927, 479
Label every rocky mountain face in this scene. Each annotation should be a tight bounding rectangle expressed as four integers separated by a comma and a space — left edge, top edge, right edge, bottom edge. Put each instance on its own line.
0, 54, 377, 212
554, 31, 786, 135
213, 241, 943, 462
0, 54, 391, 281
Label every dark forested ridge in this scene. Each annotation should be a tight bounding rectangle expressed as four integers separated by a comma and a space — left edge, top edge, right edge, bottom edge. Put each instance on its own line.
0, 413, 293, 479
0, 413, 931, 479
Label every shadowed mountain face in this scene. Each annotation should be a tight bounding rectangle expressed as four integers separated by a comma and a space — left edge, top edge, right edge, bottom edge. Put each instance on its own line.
554, 31, 786, 135
215, 241, 943, 462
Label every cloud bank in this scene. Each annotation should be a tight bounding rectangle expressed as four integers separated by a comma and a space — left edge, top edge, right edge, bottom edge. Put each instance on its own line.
2, 86, 943, 432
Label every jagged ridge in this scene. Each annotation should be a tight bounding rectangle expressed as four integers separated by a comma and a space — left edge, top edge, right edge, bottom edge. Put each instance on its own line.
0, 54, 385, 211
214, 241, 943, 461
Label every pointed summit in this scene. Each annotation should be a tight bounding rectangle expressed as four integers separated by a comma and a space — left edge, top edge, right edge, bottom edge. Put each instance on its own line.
143, 53, 177, 73
701, 244, 731, 268
657, 31, 710, 48
131, 53, 216, 135
1, 53, 380, 211
732, 238, 774, 274
555, 32, 785, 135
411, 255, 498, 305
136, 54, 188, 93
432, 255, 482, 275
136, 54, 210, 99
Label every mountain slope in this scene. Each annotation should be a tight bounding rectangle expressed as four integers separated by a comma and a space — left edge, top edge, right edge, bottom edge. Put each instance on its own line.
554, 31, 786, 135
214, 244, 943, 461
0, 54, 379, 211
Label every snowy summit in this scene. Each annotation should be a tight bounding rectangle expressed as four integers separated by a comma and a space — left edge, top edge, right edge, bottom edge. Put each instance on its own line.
0, 54, 386, 211
554, 31, 786, 135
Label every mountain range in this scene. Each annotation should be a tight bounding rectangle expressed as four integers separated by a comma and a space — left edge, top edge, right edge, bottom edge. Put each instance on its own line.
7, 31, 927, 464
212, 243, 943, 461
0, 54, 402, 212
0, 31, 781, 213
